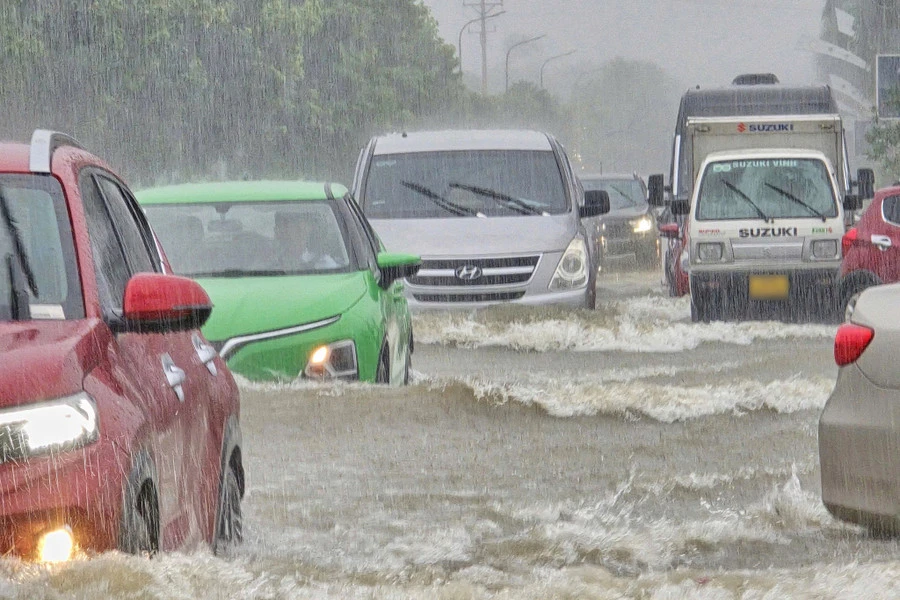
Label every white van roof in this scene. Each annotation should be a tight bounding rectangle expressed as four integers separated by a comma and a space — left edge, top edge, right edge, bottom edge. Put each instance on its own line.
372, 129, 553, 155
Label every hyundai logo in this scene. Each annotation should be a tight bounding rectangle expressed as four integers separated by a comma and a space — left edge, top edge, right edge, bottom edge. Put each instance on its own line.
455, 265, 483, 281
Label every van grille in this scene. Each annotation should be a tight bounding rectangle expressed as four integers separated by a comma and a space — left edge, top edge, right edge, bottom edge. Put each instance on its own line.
408, 255, 540, 287
413, 291, 526, 303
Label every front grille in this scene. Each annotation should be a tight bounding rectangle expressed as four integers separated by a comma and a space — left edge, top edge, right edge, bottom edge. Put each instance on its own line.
603, 222, 631, 239
413, 291, 526, 303
408, 255, 540, 287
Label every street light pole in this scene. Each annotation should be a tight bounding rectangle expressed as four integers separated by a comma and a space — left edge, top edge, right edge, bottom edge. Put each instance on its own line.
505, 34, 545, 93
540, 50, 576, 89
457, 11, 505, 78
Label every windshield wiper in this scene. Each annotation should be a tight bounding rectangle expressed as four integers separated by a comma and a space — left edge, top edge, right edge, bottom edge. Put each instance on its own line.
723, 181, 772, 223
448, 183, 544, 216
0, 187, 37, 320
764, 182, 827, 222
400, 181, 482, 217
609, 184, 637, 206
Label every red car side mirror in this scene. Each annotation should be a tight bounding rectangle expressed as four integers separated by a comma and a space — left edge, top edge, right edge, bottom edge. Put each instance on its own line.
658, 223, 680, 239
122, 273, 212, 333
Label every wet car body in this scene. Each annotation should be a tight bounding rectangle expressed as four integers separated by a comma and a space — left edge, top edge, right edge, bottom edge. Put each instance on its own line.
839, 184, 900, 308
580, 173, 659, 269
819, 283, 900, 532
0, 131, 242, 560
138, 182, 421, 384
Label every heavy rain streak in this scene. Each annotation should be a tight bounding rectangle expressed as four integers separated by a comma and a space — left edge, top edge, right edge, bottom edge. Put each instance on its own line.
2, 1, 900, 599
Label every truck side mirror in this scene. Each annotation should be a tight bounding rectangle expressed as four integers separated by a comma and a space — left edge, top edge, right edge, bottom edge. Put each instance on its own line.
671, 199, 691, 216
648, 174, 666, 206
843, 194, 863, 211
856, 168, 875, 200
580, 190, 610, 218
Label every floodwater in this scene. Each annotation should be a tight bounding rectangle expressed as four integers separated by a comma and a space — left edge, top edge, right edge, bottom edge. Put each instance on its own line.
4, 270, 900, 599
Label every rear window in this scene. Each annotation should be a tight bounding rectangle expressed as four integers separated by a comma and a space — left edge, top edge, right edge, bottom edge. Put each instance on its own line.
362, 150, 568, 219
882, 195, 900, 226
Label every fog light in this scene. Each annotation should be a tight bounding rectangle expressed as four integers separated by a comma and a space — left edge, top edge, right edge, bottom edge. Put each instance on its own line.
304, 340, 358, 380
310, 346, 329, 365
38, 527, 74, 563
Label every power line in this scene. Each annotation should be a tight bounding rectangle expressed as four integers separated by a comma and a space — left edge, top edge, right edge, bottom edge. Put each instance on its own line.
463, 0, 503, 93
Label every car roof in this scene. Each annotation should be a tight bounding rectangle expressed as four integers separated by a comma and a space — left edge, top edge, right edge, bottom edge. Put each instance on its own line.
874, 185, 900, 201
136, 180, 349, 204
0, 143, 33, 172
372, 129, 553, 154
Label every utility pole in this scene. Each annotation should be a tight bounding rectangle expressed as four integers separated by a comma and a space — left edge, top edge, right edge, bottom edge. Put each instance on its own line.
463, 0, 503, 94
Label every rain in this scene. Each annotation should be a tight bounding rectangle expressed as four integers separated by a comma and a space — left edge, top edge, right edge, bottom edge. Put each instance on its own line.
2, 1, 900, 599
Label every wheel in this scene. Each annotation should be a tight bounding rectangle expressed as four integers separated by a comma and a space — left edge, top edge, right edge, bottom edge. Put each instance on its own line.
402, 336, 412, 385
375, 343, 390, 384
840, 278, 875, 317
585, 268, 597, 310
214, 465, 243, 557
119, 484, 158, 556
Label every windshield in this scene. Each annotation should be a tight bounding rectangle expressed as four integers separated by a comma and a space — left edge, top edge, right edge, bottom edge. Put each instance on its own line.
362, 150, 568, 218
0, 175, 82, 321
696, 158, 837, 221
581, 178, 646, 210
143, 200, 353, 277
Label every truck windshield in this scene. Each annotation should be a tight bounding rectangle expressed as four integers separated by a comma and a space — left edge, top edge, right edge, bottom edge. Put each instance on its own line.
362, 150, 568, 218
696, 158, 837, 221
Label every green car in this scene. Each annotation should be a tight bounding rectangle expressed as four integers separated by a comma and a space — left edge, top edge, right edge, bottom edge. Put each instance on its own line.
137, 181, 421, 384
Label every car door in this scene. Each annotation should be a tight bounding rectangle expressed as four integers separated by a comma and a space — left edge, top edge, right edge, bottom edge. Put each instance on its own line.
82, 171, 207, 549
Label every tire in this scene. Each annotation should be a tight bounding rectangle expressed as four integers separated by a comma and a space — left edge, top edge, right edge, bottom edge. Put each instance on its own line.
375, 343, 390, 384
119, 483, 158, 557
402, 337, 412, 385
214, 465, 243, 557
840, 277, 876, 317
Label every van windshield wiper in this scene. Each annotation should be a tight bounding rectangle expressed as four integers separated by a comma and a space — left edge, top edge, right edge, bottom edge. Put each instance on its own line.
723, 181, 771, 223
448, 182, 544, 216
0, 187, 37, 320
764, 182, 827, 222
400, 181, 482, 217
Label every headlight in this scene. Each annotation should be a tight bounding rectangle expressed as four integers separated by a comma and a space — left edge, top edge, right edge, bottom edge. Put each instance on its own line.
630, 216, 653, 233
812, 239, 838, 259
549, 237, 589, 291
697, 242, 724, 262
0, 393, 98, 462
304, 340, 358, 380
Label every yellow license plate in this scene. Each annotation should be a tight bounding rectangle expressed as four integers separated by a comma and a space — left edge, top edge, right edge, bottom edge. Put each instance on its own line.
749, 275, 789, 299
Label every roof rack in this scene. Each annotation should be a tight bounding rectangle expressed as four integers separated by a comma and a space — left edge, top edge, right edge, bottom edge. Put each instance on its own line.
29, 129, 85, 174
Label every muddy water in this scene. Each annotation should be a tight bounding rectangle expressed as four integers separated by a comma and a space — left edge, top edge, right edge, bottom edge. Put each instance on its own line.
4, 271, 900, 599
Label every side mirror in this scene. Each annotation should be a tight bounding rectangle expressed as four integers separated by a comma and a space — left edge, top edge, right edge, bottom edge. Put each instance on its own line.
377, 252, 421, 287
122, 272, 212, 333
658, 223, 680, 239
580, 190, 610, 218
648, 174, 666, 206
671, 199, 691, 216
856, 168, 875, 200
843, 194, 863, 211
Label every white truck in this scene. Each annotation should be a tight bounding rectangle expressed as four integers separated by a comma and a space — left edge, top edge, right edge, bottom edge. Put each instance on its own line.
650, 113, 874, 322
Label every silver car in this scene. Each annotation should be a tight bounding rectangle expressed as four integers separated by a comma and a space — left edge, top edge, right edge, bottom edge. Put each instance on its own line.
352, 130, 609, 309
819, 282, 900, 532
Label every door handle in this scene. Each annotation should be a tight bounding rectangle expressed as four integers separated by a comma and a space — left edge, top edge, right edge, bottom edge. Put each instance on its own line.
871, 235, 892, 251
161, 353, 186, 402
192, 334, 218, 376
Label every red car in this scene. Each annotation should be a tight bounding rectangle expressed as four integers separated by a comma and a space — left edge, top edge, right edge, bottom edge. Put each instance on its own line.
839, 184, 900, 309
0, 131, 243, 562
659, 219, 689, 297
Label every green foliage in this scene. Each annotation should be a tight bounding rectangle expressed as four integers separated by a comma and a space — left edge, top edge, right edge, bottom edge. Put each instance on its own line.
0, 0, 460, 184
868, 89, 900, 176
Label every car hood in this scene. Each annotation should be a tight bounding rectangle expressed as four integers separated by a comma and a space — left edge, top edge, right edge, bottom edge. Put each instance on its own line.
198, 272, 369, 342
0, 319, 108, 409
369, 214, 577, 257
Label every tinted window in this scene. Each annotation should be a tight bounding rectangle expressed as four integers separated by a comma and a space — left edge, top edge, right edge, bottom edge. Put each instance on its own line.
883, 195, 900, 226
81, 175, 132, 315
96, 176, 158, 274
696, 158, 837, 221
143, 201, 352, 277
0, 175, 83, 320
363, 150, 568, 218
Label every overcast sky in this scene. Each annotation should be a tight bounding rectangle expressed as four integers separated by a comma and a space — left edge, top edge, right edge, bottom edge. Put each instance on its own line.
422, 0, 828, 93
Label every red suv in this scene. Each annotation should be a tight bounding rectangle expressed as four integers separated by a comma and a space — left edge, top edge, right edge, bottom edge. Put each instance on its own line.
0, 131, 243, 561
839, 184, 900, 309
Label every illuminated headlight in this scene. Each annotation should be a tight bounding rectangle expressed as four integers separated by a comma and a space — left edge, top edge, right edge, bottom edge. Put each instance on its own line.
697, 242, 724, 262
0, 393, 98, 462
549, 237, 588, 291
812, 239, 839, 259
304, 340, 358, 380
630, 216, 653, 233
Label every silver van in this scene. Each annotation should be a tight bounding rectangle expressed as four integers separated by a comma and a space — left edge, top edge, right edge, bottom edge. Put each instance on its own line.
351, 130, 609, 309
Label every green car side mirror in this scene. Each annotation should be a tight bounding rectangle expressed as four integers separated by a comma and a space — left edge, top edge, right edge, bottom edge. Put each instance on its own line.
376, 252, 421, 288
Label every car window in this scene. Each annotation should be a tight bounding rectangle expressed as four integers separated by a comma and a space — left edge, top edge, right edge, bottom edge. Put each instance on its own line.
142, 200, 352, 277
95, 176, 159, 274
345, 195, 381, 270
883, 195, 900, 226
342, 196, 378, 271
582, 178, 646, 210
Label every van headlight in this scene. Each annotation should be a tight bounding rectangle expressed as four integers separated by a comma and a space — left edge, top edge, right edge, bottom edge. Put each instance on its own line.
550, 237, 589, 291
812, 239, 838, 259
630, 216, 653, 233
697, 242, 724, 262
304, 340, 358, 380
0, 393, 98, 462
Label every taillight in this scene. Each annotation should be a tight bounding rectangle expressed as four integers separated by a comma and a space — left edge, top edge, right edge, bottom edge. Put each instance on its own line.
834, 323, 874, 366
841, 227, 858, 256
